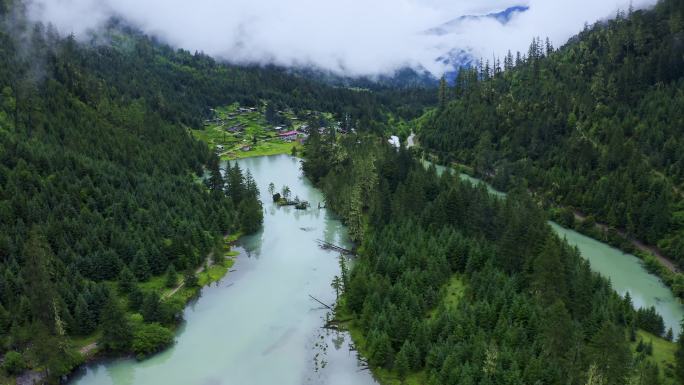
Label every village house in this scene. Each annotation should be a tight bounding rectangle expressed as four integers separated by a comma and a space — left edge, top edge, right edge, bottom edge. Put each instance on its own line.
226, 124, 244, 133
278, 130, 298, 141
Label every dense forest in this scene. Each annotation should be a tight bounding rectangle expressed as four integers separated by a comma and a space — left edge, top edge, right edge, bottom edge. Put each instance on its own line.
1, 0, 442, 380
0, 0, 437, 378
419, 0, 684, 267
303, 130, 682, 384
74, 22, 434, 133
2, 0, 684, 381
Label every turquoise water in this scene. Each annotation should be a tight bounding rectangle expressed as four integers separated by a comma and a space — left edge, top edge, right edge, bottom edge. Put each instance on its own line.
423, 159, 683, 334
69, 155, 377, 385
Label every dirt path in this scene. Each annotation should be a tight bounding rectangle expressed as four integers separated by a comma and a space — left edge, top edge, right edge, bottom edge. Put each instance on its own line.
163, 262, 208, 300
573, 211, 679, 273
79, 342, 98, 356
77, 252, 230, 357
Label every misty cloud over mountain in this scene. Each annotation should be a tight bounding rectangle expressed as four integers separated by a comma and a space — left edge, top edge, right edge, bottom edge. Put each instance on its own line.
27, 0, 657, 77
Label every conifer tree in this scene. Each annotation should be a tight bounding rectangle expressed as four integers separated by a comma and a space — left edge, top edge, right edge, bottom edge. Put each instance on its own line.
676, 324, 684, 382
438, 76, 447, 110
99, 293, 132, 352
164, 265, 178, 288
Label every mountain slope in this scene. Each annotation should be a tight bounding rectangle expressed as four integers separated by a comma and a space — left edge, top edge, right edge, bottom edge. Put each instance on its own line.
419, 0, 684, 269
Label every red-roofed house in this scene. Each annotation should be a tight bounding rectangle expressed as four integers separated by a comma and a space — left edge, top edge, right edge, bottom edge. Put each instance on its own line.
278, 130, 298, 141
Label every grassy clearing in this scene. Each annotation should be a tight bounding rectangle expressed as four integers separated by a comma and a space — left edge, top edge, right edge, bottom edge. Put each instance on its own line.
226, 231, 243, 244
632, 330, 677, 366
440, 275, 465, 309
138, 275, 172, 296
70, 332, 102, 352
198, 258, 235, 286
224, 141, 302, 160
428, 275, 465, 319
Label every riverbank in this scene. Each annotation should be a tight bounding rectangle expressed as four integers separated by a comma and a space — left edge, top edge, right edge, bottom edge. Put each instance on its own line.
332, 300, 425, 385
548, 206, 684, 300
571, 210, 678, 273
336, 255, 680, 385
7, 234, 243, 385
221, 141, 302, 160
81, 235, 241, 353
66, 154, 377, 385
416, 148, 684, 301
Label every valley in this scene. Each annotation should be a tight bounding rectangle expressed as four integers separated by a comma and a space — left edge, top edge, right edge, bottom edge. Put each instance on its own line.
1, 0, 684, 384
68, 155, 377, 385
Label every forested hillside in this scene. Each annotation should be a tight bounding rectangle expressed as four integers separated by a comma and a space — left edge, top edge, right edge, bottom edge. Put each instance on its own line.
303, 132, 681, 384
0, 0, 437, 380
419, 0, 684, 267
0, 6, 271, 383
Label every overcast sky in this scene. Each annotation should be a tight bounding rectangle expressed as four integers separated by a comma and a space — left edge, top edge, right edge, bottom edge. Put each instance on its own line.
27, 0, 657, 77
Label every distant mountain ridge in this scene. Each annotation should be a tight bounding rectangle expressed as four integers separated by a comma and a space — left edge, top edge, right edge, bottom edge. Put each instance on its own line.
292, 5, 530, 87
427, 5, 530, 36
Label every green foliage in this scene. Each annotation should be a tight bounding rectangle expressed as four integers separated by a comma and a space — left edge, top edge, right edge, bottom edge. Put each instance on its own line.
589, 322, 632, 385
99, 294, 133, 353
141, 291, 165, 323
676, 327, 684, 382
164, 265, 178, 289
118, 267, 137, 294
131, 323, 174, 359
184, 270, 199, 289
0, 0, 276, 371
635, 306, 666, 336
419, 0, 684, 268
2, 351, 25, 375
305, 131, 653, 385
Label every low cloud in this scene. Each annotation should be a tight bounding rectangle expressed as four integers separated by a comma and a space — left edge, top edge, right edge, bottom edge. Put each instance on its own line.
26, 0, 657, 77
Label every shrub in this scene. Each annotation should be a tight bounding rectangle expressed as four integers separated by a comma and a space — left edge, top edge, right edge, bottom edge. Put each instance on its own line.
132, 323, 174, 359
2, 351, 26, 375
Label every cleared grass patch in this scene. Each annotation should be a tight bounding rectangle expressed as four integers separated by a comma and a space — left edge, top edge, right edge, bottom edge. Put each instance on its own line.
70, 332, 102, 352
226, 231, 243, 244
224, 141, 302, 160
428, 275, 465, 319
630, 329, 678, 383
139, 275, 172, 296
198, 258, 235, 286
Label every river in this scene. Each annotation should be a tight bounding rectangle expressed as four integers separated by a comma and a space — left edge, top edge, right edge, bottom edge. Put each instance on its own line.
424, 160, 684, 334
69, 155, 377, 385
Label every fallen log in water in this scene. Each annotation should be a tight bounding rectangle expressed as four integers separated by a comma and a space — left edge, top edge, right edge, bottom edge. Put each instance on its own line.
316, 239, 354, 255
309, 294, 334, 310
